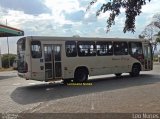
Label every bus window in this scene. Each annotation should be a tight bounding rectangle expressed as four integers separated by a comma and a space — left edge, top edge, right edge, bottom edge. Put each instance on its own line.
96, 41, 113, 56
148, 45, 152, 59
114, 42, 128, 55
65, 41, 77, 57
44, 45, 52, 62
31, 41, 42, 58
78, 41, 96, 56
129, 42, 142, 56
17, 38, 25, 51
17, 38, 27, 73
55, 45, 61, 61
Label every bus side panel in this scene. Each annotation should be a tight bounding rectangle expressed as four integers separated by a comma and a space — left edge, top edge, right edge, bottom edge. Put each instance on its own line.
31, 60, 45, 81
93, 56, 113, 75
30, 39, 45, 81
63, 56, 113, 78
111, 55, 132, 74
25, 38, 32, 79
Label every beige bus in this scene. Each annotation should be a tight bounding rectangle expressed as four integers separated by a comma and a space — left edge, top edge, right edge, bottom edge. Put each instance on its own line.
17, 36, 153, 83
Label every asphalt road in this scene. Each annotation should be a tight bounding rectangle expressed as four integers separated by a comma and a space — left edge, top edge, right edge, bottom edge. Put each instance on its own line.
0, 65, 160, 113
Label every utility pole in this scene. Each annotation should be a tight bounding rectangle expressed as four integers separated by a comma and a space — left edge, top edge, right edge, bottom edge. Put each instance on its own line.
6, 19, 10, 68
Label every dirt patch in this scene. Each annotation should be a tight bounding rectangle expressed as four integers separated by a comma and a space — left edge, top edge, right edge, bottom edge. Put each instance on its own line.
0, 67, 14, 72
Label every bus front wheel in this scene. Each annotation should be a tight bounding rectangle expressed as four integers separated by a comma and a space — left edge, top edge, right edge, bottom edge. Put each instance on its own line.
74, 69, 88, 83
130, 65, 140, 77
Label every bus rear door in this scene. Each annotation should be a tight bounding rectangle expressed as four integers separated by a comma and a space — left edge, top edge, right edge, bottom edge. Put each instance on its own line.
44, 44, 62, 81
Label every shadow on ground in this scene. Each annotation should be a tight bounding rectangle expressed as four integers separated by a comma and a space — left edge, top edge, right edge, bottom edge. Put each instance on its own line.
0, 76, 17, 80
10, 74, 160, 105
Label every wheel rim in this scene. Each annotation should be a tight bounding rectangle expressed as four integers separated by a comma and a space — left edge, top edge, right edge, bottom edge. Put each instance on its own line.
75, 70, 87, 82
78, 72, 86, 82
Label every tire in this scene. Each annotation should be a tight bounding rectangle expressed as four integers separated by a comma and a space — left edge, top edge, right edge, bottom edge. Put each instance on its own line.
130, 65, 140, 77
115, 73, 122, 77
74, 69, 88, 83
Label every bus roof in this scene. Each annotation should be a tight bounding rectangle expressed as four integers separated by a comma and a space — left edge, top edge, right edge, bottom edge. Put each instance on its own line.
20, 36, 149, 42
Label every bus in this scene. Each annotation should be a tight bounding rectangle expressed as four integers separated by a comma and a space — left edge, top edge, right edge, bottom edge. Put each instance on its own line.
17, 36, 153, 83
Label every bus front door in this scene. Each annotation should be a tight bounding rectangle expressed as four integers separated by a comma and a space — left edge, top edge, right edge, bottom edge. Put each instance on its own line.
143, 44, 153, 70
44, 44, 62, 81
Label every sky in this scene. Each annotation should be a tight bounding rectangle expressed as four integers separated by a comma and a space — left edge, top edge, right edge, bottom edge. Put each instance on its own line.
0, 0, 160, 54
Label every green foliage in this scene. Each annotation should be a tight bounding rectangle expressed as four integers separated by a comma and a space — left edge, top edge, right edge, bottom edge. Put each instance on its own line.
139, 13, 160, 54
156, 31, 160, 43
88, 0, 151, 33
152, 13, 160, 29
2, 54, 16, 68
138, 34, 145, 39
153, 56, 158, 62
156, 37, 160, 43
140, 13, 160, 40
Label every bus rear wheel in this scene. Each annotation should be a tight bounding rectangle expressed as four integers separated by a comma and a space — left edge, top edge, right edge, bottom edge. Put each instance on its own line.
74, 69, 88, 83
130, 65, 140, 77
115, 73, 122, 77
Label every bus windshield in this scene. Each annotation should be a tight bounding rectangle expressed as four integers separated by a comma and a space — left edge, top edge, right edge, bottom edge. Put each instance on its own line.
17, 37, 27, 73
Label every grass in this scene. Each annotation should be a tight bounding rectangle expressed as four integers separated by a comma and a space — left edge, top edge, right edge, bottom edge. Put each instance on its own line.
0, 67, 14, 72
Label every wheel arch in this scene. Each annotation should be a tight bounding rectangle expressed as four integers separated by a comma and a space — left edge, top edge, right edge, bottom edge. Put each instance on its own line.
132, 62, 142, 71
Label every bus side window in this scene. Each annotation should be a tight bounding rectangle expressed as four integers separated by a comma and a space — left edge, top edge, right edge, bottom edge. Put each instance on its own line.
129, 42, 142, 56
96, 41, 113, 56
78, 41, 96, 57
108, 43, 113, 55
65, 41, 77, 57
114, 42, 128, 55
31, 41, 42, 58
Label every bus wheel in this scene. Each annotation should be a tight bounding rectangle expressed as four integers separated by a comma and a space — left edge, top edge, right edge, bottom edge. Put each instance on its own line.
74, 69, 88, 83
130, 65, 140, 77
115, 73, 122, 77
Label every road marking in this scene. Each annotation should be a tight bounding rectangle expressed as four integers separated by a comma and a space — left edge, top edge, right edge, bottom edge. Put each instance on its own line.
29, 83, 36, 85
13, 83, 21, 86
46, 88, 51, 91
46, 88, 55, 91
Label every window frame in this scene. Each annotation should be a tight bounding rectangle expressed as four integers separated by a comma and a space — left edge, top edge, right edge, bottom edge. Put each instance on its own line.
65, 41, 77, 57
96, 41, 113, 56
31, 40, 42, 58
129, 42, 143, 56
77, 41, 96, 57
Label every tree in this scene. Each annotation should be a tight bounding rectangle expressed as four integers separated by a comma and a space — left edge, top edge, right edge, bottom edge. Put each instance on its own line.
155, 31, 160, 44
141, 23, 156, 41
138, 34, 145, 39
152, 13, 160, 29
143, 13, 160, 37
2, 54, 16, 68
140, 13, 160, 53
87, 0, 151, 33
